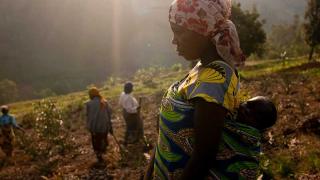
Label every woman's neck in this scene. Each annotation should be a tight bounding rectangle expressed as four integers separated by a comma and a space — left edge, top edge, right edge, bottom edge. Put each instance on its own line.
200, 45, 221, 66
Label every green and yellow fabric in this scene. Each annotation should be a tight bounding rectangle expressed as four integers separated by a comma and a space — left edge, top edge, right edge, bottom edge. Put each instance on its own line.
154, 61, 261, 179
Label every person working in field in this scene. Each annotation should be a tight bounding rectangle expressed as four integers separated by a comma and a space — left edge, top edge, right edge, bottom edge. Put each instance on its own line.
143, 0, 273, 179
85, 87, 113, 162
0, 105, 24, 159
119, 82, 142, 145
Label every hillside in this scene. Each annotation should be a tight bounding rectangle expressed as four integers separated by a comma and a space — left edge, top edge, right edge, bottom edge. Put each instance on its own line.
0, 0, 178, 97
0, 0, 307, 100
1, 58, 320, 179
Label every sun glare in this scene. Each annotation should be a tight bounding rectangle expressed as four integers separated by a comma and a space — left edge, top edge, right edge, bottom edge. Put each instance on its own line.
111, 0, 121, 73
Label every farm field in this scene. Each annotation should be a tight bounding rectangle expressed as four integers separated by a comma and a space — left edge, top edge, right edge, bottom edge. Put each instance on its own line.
1, 58, 320, 180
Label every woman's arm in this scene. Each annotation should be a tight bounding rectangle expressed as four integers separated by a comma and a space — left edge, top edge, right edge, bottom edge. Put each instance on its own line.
105, 102, 113, 134
180, 98, 227, 180
106, 102, 112, 119
85, 103, 89, 120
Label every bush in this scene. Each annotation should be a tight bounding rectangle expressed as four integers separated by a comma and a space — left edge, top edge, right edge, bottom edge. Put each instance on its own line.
20, 112, 37, 129
16, 99, 75, 174
33, 99, 71, 156
16, 130, 38, 160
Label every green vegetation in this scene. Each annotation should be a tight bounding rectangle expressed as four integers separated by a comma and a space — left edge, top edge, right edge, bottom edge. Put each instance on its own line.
14, 99, 76, 175
232, 3, 266, 57
239, 58, 309, 78
266, 15, 309, 59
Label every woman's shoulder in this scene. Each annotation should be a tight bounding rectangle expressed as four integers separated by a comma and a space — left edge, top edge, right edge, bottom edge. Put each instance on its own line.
86, 98, 100, 105
179, 60, 240, 109
196, 60, 239, 85
202, 60, 235, 75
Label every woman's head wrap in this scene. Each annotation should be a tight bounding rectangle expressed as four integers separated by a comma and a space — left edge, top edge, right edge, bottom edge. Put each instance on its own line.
169, 0, 245, 67
88, 87, 106, 109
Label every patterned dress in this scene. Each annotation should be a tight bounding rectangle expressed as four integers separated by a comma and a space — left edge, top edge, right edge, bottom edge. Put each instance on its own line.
153, 60, 261, 180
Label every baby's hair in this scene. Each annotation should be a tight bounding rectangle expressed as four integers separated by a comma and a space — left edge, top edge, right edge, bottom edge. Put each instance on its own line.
255, 97, 277, 130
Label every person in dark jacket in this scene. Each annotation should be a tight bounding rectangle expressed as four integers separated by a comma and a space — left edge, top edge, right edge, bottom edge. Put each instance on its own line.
85, 87, 113, 162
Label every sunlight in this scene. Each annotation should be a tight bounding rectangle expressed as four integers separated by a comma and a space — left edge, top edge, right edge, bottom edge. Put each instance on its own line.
1, 1, 319, 178
111, 0, 121, 72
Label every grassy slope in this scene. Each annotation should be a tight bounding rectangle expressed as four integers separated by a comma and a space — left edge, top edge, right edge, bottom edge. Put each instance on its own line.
9, 67, 188, 117
10, 57, 317, 116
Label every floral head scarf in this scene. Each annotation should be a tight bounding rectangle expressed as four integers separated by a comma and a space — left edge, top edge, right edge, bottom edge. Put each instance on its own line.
169, 0, 245, 67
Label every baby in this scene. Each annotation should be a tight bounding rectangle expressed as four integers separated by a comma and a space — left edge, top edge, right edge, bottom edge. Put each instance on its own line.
236, 96, 277, 131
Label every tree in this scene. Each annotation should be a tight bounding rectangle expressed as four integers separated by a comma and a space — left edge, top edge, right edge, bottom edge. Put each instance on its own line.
304, 0, 320, 61
231, 3, 267, 57
0, 79, 19, 104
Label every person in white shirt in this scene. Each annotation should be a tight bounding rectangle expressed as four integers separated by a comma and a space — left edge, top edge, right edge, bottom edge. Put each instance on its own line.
119, 82, 141, 145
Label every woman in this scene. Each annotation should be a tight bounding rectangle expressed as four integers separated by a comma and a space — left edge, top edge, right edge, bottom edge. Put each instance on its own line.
0, 105, 24, 158
144, 0, 260, 179
85, 87, 113, 162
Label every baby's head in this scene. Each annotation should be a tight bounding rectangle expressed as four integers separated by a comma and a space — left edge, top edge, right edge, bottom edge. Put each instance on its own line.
1, 105, 9, 115
237, 96, 277, 131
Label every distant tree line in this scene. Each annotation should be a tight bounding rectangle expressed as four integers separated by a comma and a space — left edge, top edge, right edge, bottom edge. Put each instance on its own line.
0, 79, 18, 104
265, 0, 320, 60
235, 0, 306, 31
266, 15, 309, 59
304, 0, 320, 61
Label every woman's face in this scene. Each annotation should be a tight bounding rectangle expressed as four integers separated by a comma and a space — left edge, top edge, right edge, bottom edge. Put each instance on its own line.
170, 22, 211, 61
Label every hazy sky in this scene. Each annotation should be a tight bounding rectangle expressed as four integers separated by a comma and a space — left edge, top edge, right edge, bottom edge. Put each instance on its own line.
0, 0, 183, 90
0, 0, 307, 94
